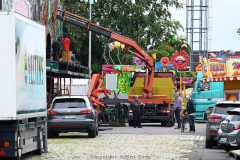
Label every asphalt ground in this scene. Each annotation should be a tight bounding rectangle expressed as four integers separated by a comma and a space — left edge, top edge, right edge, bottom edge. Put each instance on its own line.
20, 122, 236, 160
100, 123, 235, 160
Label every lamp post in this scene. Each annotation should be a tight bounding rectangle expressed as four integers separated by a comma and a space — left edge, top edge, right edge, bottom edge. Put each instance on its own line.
88, 0, 94, 97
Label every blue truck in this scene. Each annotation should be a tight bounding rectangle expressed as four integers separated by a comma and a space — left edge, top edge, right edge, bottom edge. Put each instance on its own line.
192, 72, 224, 120
192, 71, 240, 120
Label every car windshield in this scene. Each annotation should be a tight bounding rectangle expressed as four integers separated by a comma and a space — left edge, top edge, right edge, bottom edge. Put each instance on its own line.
226, 115, 240, 121
214, 104, 240, 114
53, 98, 86, 109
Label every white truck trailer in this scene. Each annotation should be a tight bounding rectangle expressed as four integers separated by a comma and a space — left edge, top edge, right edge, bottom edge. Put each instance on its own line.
0, 10, 47, 159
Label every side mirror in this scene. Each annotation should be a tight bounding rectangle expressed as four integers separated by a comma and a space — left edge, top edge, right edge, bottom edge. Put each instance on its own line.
206, 110, 212, 115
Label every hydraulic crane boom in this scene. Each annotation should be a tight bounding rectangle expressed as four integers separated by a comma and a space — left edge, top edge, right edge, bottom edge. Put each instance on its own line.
52, 9, 155, 99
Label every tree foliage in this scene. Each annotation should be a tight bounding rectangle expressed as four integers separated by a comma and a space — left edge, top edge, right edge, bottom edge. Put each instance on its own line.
63, 0, 186, 73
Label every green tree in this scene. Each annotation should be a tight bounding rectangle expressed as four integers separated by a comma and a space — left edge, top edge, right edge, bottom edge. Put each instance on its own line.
63, 0, 185, 73
147, 36, 192, 60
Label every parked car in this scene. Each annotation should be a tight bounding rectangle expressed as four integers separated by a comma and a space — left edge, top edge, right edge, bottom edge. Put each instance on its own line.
205, 101, 240, 148
218, 108, 240, 152
47, 96, 98, 138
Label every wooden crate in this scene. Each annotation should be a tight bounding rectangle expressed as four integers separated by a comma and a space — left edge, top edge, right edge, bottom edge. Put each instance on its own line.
62, 51, 72, 62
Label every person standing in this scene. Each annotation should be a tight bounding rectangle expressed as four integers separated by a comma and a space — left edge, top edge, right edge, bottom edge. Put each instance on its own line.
174, 92, 182, 129
131, 96, 145, 128
186, 95, 196, 133
61, 33, 71, 51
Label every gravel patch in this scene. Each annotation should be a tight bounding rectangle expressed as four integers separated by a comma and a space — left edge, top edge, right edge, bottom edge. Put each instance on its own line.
22, 133, 205, 160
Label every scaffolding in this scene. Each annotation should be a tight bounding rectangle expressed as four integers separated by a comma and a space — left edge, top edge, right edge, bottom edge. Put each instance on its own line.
186, 0, 212, 71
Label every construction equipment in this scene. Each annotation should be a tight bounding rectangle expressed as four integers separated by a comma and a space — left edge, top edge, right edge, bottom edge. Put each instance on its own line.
52, 9, 175, 126
52, 9, 158, 101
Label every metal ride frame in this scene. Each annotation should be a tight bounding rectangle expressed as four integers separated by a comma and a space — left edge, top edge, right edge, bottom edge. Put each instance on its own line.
46, 60, 89, 104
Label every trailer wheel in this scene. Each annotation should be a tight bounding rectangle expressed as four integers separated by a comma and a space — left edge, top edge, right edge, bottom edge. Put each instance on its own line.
16, 134, 22, 160
33, 128, 43, 155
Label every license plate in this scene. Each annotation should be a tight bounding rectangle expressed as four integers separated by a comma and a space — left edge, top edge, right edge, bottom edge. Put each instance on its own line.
63, 115, 76, 119
219, 137, 227, 142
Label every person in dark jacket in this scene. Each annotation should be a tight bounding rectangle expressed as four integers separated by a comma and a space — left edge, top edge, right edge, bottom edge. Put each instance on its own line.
186, 94, 196, 133
131, 95, 145, 128
52, 39, 62, 61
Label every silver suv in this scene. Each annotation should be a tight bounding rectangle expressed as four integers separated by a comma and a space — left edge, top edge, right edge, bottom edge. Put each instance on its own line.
205, 101, 240, 148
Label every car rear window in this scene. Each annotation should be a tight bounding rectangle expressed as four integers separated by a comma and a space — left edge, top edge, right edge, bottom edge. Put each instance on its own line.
226, 115, 240, 121
53, 98, 86, 109
213, 104, 240, 114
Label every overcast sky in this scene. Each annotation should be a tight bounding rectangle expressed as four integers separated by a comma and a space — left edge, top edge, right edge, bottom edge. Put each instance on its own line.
169, 0, 240, 52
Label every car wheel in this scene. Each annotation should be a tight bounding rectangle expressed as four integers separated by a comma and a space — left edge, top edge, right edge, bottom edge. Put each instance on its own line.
128, 121, 133, 126
33, 128, 43, 155
222, 145, 231, 152
88, 127, 96, 138
205, 138, 214, 148
161, 122, 168, 126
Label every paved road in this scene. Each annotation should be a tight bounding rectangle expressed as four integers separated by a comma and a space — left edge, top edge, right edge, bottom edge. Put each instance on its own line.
99, 123, 206, 136
21, 123, 235, 160
99, 123, 235, 160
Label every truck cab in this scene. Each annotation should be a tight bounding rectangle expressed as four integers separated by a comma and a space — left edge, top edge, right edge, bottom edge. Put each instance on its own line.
192, 72, 224, 120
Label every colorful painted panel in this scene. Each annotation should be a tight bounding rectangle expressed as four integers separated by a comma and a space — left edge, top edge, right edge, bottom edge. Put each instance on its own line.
15, 19, 46, 114
102, 65, 143, 93
2, 0, 63, 40
209, 59, 226, 78
156, 61, 174, 72
224, 89, 240, 101
226, 57, 240, 77
202, 62, 209, 78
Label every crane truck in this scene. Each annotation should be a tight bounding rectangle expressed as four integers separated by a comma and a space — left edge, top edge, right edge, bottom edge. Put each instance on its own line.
52, 9, 176, 127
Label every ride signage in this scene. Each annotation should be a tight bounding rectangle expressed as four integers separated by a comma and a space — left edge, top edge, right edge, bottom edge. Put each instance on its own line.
208, 59, 226, 78
226, 57, 240, 77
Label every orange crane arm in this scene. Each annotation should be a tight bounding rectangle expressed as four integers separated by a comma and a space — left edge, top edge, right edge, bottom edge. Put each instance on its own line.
52, 9, 154, 97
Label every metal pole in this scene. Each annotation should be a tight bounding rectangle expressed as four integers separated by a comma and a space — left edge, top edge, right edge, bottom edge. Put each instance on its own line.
57, 74, 59, 96
88, 2, 92, 97
60, 77, 62, 95
180, 71, 182, 94
50, 74, 52, 104
64, 77, 65, 95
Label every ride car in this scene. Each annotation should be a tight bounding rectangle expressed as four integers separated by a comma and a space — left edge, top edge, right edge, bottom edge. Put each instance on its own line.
205, 101, 240, 148
218, 108, 240, 152
47, 96, 98, 138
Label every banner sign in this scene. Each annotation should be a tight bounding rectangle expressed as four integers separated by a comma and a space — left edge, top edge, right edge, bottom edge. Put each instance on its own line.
209, 59, 226, 78
226, 57, 240, 77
